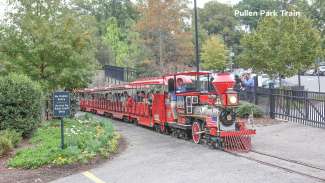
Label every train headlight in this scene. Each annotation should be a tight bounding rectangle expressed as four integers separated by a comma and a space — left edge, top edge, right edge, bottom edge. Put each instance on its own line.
229, 95, 237, 104
227, 94, 238, 105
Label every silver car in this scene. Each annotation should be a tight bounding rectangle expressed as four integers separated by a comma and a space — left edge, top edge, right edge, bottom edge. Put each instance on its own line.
318, 66, 325, 76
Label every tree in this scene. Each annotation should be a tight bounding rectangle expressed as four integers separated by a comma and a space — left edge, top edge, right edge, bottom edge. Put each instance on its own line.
201, 36, 229, 71
71, 0, 139, 66
198, 1, 243, 68
72, 0, 138, 36
235, 0, 282, 30
239, 16, 322, 78
309, 0, 325, 50
104, 17, 140, 68
0, 0, 97, 91
135, 0, 194, 75
199, 1, 240, 47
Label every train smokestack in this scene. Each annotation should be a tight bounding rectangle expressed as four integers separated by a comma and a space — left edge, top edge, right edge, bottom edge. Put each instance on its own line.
212, 73, 235, 95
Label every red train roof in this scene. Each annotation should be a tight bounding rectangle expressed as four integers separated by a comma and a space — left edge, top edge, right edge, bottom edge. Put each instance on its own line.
164, 71, 211, 77
130, 77, 164, 86
76, 71, 211, 92
130, 74, 194, 86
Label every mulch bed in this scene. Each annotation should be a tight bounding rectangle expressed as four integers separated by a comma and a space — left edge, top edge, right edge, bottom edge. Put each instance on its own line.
0, 136, 127, 183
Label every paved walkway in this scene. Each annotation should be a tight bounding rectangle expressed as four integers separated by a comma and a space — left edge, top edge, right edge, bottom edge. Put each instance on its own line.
52, 119, 325, 183
253, 122, 325, 169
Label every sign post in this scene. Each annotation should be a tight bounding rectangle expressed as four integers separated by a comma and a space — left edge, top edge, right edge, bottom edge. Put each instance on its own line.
53, 91, 70, 149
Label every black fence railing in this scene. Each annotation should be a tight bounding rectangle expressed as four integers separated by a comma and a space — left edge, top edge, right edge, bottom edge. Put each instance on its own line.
240, 87, 325, 128
104, 65, 137, 82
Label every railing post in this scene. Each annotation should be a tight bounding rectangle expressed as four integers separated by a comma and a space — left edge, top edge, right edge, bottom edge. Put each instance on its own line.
304, 91, 309, 120
269, 83, 275, 119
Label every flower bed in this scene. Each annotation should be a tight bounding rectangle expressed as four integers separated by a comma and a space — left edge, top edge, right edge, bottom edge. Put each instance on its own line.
8, 114, 119, 169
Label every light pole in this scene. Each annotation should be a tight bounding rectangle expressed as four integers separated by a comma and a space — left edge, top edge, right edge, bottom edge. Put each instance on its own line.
194, 0, 200, 72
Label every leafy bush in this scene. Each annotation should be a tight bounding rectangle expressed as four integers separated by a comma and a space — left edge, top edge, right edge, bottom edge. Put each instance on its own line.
0, 129, 22, 147
0, 137, 12, 156
237, 101, 264, 118
0, 129, 22, 156
0, 74, 43, 137
8, 115, 119, 169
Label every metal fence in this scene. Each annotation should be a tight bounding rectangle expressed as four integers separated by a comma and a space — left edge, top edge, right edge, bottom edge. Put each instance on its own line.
104, 65, 137, 82
240, 87, 325, 128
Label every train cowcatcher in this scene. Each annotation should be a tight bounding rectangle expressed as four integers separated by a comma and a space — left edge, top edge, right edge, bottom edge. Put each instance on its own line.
77, 71, 256, 152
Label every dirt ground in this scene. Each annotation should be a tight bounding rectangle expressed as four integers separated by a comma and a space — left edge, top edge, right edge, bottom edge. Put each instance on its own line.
0, 137, 127, 183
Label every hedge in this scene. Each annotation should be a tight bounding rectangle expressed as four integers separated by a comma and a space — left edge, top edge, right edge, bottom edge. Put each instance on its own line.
237, 101, 264, 118
0, 74, 43, 137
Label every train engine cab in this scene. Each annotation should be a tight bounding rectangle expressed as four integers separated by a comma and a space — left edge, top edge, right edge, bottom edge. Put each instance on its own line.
166, 72, 255, 152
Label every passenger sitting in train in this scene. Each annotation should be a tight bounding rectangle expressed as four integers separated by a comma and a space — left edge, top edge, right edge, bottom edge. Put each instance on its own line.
148, 90, 154, 105
140, 91, 146, 102
121, 91, 128, 102
107, 92, 113, 101
127, 94, 134, 107
176, 78, 186, 93
120, 93, 125, 102
134, 91, 140, 102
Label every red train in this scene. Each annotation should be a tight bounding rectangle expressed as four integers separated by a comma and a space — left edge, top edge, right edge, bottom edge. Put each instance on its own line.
77, 71, 255, 152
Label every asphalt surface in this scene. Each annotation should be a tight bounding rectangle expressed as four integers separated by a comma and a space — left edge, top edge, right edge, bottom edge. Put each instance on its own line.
52, 116, 324, 183
254, 122, 325, 170
285, 75, 325, 92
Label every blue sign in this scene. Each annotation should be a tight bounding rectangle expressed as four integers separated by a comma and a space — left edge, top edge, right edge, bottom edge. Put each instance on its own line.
53, 92, 70, 117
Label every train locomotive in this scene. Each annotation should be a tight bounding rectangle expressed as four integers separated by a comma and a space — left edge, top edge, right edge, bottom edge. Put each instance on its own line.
77, 71, 256, 152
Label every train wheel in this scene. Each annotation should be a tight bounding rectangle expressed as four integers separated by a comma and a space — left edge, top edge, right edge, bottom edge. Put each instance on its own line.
192, 122, 201, 144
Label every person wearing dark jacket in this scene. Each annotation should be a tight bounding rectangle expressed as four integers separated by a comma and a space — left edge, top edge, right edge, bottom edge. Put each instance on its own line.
234, 75, 243, 92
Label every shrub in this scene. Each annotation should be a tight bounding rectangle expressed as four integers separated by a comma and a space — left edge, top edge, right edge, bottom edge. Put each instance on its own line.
0, 74, 43, 137
237, 101, 264, 118
0, 136, 13, 156
0, 129, 22, 147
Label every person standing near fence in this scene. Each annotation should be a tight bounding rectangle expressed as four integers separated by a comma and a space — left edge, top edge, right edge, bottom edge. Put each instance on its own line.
234, 75, 243, 92
243, 73, 255, 103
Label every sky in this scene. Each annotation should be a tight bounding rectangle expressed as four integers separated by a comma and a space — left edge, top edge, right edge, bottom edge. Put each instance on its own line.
0, 0, 242, 21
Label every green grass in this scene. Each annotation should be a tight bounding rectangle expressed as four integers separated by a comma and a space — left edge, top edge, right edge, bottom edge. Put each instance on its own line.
8, 114, 119, 169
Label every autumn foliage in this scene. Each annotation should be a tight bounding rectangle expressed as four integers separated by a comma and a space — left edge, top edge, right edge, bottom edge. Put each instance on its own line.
135, 0, 194, 75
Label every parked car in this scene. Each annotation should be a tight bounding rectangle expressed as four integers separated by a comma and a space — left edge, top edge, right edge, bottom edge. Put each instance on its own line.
318, 66, 325, 76
319, 62, 325, 66
304, 69, 316, 76
259, 74, 269, 85
261, 79, 294, 88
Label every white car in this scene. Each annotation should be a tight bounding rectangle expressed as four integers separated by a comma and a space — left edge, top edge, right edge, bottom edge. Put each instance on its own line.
304, 69, 315, 76
319, 66, 325, 76
261, 79, 295, 88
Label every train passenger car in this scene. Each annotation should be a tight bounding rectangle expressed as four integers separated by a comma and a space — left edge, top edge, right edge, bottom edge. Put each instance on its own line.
78, 71, 256, 152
